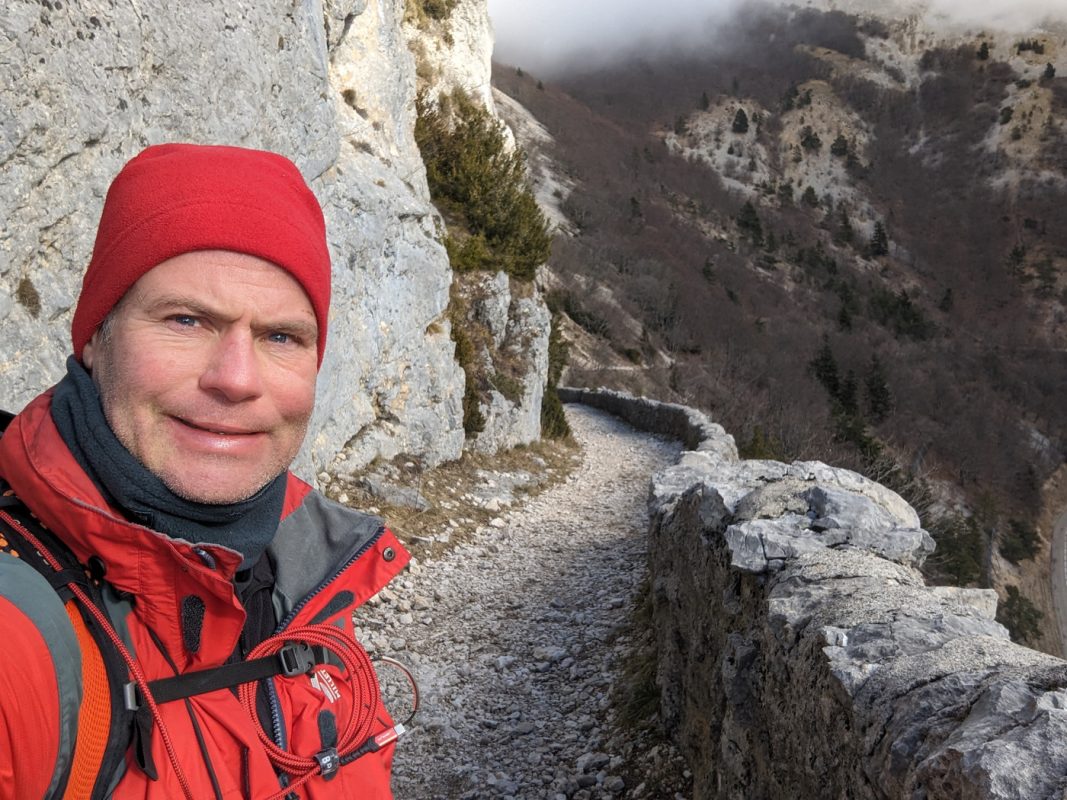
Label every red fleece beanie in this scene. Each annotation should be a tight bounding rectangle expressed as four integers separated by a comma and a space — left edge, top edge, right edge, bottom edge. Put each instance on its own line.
72, 143, 332, 365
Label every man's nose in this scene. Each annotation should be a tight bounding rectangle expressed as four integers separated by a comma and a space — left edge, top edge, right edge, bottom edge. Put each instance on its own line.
198, 330, 265, 402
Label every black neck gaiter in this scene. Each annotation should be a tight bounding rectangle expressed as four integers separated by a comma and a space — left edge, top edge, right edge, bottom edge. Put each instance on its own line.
50, 357, 285, 567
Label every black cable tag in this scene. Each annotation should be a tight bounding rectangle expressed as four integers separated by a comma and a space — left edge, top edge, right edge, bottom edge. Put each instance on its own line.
314, 747, 341, 780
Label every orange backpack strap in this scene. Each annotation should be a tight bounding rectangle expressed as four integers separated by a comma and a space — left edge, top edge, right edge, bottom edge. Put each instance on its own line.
0, 490, 134, 799
62, 602, 113, 799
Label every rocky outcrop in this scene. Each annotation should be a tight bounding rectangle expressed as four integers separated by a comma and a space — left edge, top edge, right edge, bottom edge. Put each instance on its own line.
402, 0, 495, 110
402, 0, 551, 452
460, 271, 550, 453
0, 0, 554, 483
563, 388, 1067, 800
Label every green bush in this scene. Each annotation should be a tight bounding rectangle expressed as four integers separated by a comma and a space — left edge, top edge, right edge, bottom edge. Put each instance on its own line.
490, 372, 524, 403
999, 518, 1039, 564
448, 298, 486, 435
997, 585, 1043, 643
800, 126, 822, 151
547, 290, 608, 337
736, 201, 763, 245
927, 513, 983, 586
416, 90, 551, 280
445, 232, 493, 272
739, 426, 785, 460
540, 315, 571, 439
406, 0, 458, 24
868, 288, 933, 340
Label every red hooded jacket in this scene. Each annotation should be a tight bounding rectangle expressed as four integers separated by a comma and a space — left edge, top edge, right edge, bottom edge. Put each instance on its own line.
0, 391, 410, 799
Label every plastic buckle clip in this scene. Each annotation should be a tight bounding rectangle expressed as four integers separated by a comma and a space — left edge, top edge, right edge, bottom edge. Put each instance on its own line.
123, 682, 141, 712
278, 642, 316, 677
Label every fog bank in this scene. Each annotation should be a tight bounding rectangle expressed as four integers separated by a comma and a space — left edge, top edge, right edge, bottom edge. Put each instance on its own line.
488, 0, 1066, 76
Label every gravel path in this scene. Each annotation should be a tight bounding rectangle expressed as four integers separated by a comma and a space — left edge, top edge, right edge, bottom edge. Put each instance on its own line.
356, 404, 686, 799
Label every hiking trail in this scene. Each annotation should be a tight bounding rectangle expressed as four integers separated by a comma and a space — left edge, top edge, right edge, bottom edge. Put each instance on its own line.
357, 404, 689, 799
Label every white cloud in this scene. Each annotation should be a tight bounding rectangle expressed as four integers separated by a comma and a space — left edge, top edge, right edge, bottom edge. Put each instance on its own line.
487, 0, 744, 75
925, 0, 1065, 30
487, 0, 1067, 76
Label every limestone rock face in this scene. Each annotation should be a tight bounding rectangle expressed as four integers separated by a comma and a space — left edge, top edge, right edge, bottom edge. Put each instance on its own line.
472, 287, 550, 454
0, 0, 470, 481
404, 0, 495, 109
457, 271, 550, 454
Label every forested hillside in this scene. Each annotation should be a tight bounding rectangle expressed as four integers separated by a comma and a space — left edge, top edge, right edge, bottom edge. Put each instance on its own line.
493, 5, 1067, 629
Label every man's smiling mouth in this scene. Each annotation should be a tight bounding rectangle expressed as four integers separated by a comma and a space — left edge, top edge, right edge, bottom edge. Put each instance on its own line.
175, 417, 260, 436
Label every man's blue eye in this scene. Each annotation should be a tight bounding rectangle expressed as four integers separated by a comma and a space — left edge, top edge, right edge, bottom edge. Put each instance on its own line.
173, 315, 197, 326
268, 332, 291, 344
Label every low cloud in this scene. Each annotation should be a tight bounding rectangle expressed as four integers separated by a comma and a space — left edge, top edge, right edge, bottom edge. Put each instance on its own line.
487, 0, 744, 75
488, 0, 1066, 77
925, 0, 1065, 31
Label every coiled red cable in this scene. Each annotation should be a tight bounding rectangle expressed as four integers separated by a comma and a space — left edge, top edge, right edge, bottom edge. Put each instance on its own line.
239, 624, 381, 800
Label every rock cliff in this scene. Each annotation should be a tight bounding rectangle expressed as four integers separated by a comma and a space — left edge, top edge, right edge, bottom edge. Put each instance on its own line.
0, 0, 547, 481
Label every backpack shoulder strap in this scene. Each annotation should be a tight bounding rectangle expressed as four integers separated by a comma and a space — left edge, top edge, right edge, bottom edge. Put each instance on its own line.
0, 486, 134, 800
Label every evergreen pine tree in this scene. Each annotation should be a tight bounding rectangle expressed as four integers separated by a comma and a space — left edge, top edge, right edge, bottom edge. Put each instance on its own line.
701, 91, 710, 110
830, 134, 849, 156
809, 335, 840, 398
839, 370, 859, 416
864, 354, 892, 422
837, 304, 852, 331
834, 206, 854, 246
800, 126, 822, 151
732, 108, 749, 134
870, 220, 889, 256
977, 41, 990, 60
736, 201, 763, 245
938, 287, 954, 312
1043, 63, 1056, 80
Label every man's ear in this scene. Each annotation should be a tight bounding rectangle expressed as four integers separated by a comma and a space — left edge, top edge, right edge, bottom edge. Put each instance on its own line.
82, 331, 101, 371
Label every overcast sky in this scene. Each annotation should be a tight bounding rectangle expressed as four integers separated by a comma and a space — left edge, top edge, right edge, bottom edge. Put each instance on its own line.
487, 0, 1066, 76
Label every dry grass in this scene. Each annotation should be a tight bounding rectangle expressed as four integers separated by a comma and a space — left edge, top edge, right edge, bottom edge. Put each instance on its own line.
324, 438, 581, 561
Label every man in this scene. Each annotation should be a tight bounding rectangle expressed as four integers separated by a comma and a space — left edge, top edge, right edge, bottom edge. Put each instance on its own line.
0, 143, 410, 798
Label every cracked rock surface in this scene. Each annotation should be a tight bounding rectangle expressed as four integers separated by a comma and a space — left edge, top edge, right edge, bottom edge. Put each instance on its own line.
358, 405, 690, 799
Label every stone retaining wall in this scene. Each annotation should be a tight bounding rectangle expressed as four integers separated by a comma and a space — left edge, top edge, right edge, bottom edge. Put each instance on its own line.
561, 387, 1067, 799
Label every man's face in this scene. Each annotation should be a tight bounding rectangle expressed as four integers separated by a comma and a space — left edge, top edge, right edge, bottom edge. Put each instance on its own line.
82, 250, 319, 504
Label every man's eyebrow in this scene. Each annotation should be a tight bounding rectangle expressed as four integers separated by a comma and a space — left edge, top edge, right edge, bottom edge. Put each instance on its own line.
141, 294, 217, 317
141, 294, 319, 342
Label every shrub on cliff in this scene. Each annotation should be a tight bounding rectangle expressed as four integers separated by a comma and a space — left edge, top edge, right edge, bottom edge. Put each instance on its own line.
926, 513, 983, 586
416, 89, 551, 281
999, 518, 1039, 564
997, 585, 1043, 643
405, 0, 458, 25
540, 314, 571, 439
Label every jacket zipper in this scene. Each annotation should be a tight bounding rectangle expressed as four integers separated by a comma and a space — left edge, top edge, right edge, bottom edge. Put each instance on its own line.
266, 526, 386, 752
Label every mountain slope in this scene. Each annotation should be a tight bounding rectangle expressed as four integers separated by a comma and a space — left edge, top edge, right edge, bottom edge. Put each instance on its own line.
493, 3, 1067, 636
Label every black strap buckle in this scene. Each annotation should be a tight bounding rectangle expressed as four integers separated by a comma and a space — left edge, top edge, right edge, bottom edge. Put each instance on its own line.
278, 642, 316, 676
